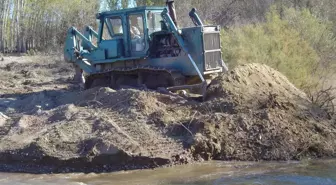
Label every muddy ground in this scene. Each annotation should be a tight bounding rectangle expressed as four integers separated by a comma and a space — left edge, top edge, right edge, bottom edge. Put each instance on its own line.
0, 55, 335, 173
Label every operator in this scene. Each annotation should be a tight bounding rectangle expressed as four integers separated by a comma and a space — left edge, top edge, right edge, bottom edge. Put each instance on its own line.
129, 15, 145, 51
130, 16, 141, 39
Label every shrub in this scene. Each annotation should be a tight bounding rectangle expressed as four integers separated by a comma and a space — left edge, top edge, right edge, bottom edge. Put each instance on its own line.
27, 49, 37, 56
283, 8, 336, 79
221, 7, 319, 88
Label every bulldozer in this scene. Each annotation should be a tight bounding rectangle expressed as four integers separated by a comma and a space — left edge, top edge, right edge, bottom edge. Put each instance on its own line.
64, 0, 227, 98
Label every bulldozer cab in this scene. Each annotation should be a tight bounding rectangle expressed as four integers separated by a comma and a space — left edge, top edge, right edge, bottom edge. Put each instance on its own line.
97, 7, 165, 58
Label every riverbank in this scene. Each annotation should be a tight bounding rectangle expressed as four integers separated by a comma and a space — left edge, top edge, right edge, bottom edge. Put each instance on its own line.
0, 56, 335, 173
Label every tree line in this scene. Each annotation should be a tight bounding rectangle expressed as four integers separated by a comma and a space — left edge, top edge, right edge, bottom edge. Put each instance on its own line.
0, 0, 99, 53
0, 0, 335, 54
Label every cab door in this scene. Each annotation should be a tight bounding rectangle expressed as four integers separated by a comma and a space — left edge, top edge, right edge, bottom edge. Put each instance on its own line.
127, 12, 148, 57
99, 16, 125, 59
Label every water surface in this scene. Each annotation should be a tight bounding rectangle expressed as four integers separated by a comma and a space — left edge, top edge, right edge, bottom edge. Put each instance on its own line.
0, 159, 335, 185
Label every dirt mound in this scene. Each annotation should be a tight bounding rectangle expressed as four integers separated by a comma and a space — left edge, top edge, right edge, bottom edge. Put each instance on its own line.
59, 88, 164, 115
7, 91, 56, 113
0, 61, 335, 173
189, 63, 336, 161
0, 87, 191, 173
207, 63, 307, 107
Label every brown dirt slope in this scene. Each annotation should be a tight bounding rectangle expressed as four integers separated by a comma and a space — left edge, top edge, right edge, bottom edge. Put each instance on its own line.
192, 63, 336, 160
0, 88, 190, 173
0, 57, 335, 173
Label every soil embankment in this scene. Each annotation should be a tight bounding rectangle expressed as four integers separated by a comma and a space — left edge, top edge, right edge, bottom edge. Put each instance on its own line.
0, 56, 335, 173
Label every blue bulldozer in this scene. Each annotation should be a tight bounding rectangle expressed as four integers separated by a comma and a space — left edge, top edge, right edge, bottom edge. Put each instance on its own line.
64, 0, 227, 98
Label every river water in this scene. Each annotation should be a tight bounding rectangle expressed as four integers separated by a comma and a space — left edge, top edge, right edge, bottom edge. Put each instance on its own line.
0, 159, 335, 185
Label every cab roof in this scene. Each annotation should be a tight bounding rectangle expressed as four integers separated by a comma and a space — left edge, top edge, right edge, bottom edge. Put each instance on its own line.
97, 6, 165, 19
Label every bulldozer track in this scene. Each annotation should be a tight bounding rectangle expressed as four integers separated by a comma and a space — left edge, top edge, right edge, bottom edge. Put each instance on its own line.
85, 66, 185, 90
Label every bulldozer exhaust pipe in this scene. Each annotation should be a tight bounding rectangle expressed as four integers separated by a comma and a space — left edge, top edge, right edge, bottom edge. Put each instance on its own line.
166, 0, 178, 27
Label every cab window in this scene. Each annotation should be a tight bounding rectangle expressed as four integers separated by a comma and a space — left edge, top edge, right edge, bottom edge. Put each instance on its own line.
104, 17, 123, 37
129, 14, 144, 38
102, 20, 112, 40
147, 11, 163, 35
129, 14, 145, 52
102, 17, 123, 40
107, 17, 123, 35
